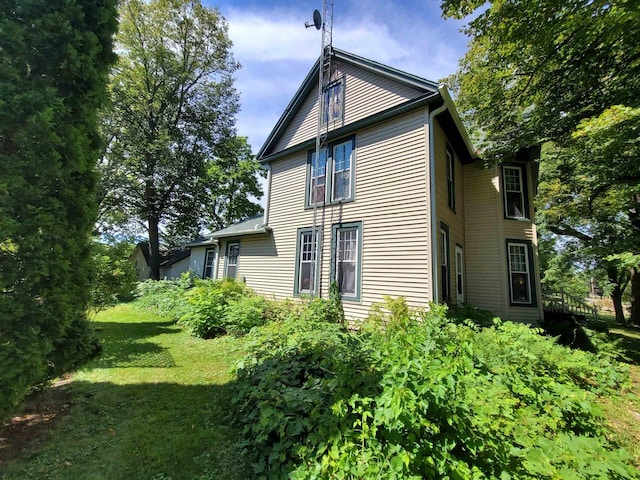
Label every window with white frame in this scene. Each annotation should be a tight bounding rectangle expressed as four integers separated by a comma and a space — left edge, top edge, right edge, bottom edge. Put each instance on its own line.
507, 241, 533, 305
225, 242, 239, 279
307, 136, 355, 207
295, 228, 320, 295
503, 165, 527, 219
332, 222, 362, 300
323, 79, 343, 124
203, 248, 216, 279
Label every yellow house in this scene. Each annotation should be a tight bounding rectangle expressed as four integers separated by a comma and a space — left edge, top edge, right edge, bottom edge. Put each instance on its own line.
188, 48, 543, 323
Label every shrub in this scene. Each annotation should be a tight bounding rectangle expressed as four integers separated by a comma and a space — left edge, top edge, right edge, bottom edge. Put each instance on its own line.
232, 297, 635, 479
225, 295, 270, 336
179, 278, 250, 338
89, 242, 138, 312
135, 277, 192, 321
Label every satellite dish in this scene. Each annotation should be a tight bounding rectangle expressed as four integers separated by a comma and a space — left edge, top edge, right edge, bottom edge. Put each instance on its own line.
305, 9, 322, 30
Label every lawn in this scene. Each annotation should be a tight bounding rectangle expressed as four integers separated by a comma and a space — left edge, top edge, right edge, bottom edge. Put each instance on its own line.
2, 304, 640, 478
0, 304, 249, 480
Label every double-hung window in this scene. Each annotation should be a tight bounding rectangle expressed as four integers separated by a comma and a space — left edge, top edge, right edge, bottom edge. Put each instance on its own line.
309, 149, 327, 204
503, 165, 528, 219
294, 228, 321, 295
331, 222, 362, 300
307, 136, 355, 206
332, 140, 352, 201
507, 240, 535, 306
225, 242, 239, 279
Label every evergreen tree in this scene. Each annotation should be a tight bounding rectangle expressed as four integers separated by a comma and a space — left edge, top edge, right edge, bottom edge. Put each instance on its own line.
0, 0, 117, 417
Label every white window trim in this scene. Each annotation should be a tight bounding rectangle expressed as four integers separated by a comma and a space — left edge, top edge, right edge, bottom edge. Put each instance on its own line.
503, 165, 526, 219
455, 244, 464, 304
296, 229, 321, 295
225, 242, 239, 279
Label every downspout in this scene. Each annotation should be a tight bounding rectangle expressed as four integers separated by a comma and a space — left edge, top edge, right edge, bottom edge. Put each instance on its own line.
262, 163, 272, 226
428, 89, 448, 303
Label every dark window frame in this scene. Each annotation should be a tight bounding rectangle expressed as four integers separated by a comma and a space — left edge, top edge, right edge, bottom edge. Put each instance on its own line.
505, 239, 537, 307
330, 221, 363, 302
440, 222, 450, 303
293, 227, 322, 296
305, 135, 356, 208
502, 163, 530, 220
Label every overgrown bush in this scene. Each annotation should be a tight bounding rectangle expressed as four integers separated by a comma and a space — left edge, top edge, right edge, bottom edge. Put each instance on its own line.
232, 297, 635, 479
179, 278, 251, 338
89, 242, 138, 312
225, 295, 270, 336
135, 275, 193, 321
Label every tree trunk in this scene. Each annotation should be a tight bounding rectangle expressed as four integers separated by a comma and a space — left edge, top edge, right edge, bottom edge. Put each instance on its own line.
607, 263, 626, 324
148, 216, 161, 280
630, 266, 640, 325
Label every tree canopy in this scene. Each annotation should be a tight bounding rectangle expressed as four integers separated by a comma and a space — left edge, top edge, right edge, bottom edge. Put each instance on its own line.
100, 0, 263, 278
442, 0, 640, 322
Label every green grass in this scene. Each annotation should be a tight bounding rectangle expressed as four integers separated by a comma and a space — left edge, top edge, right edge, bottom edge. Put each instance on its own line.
598, 324, 640, 467
0, 304, 249, 480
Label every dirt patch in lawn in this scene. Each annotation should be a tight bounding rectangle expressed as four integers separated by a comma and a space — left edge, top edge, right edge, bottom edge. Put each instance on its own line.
0, 376, 73, 464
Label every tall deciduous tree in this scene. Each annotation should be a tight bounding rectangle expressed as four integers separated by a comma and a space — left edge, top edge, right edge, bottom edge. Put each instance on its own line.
441, 0, 640, 322
100, 0, 262, 279
0, 0, 117, 417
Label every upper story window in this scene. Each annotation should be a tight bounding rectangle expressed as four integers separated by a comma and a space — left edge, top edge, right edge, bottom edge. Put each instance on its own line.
446, 145, 455, 211
306, 136, 355, 207
332, 139, 352, 201
323, 79, 344, 124
309, 149, 327, 204
502, 164, 529, 219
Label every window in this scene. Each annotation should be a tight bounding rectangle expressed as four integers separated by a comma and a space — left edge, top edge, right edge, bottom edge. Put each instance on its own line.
332, 139, 353, 201
503, 165, 528, 219
225, 242, 239, 279
309, 149, 327, 204
446, 146, 455, 211
203, 248, 216, 279
455, 245, 464, 304
331, 222, 362, 300
294, 228, 321, 295
323, 79, 343, 124
306, 136, 355, 207
507, 240, 535, 306
440, 223, 450, 303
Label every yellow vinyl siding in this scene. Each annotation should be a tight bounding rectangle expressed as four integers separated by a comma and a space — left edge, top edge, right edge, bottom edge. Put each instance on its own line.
274, 61, 424, 153
433, 119, 465, 303
248, 109, 431, 320
463, 163, 505, 314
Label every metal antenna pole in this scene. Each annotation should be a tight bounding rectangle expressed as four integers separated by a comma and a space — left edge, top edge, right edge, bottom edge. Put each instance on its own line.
310, 0, 333, 298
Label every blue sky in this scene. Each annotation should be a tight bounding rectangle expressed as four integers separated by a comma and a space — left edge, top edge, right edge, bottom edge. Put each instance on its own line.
204, 0, 472, 154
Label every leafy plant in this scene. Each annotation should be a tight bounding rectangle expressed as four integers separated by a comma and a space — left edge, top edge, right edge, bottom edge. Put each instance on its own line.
225, 295, 270, 336
232, 297, 635, 479
179, 278, 250, 338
